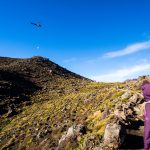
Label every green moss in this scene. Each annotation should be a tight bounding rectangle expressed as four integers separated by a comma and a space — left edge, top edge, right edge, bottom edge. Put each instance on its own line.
111, 91, 124, 100
122, 98, 129, 103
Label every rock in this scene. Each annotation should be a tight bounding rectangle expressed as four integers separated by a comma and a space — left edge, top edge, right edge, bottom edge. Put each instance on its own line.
129, 93, 144, 104
84, 98, 91, 103
93, 147, 101, 150
121, 90, 132, 100
114, 109, 126, 121
103, 123, 126, 148
112, 98, 119, 103
7, 107, 13, 116
114, 102, 135, 124
134, 103, 145, 119
102, 107, 110, 119
58, 124, 86, 149
123, 103, 134, 117
7, 106, 17, 117
66, 126, 75, 137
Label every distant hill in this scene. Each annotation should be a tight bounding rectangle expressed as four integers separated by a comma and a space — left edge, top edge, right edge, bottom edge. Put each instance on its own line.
0, 56, 148, 150
0, 56, 89, 115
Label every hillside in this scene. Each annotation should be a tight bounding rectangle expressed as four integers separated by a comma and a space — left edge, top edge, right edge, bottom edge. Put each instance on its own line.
0, 56, 147, 150
0, 56, 88, 115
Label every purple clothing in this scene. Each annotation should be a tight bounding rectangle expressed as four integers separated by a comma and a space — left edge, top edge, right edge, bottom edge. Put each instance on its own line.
144, 103, 150, 149
141, 83, 150, 101
141, 83, 150, 149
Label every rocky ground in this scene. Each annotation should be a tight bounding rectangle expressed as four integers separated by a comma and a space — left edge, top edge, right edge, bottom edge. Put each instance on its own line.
0, 56, 148, 150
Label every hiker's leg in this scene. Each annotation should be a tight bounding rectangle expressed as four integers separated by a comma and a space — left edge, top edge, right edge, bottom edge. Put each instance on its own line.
144, 104, 150, 150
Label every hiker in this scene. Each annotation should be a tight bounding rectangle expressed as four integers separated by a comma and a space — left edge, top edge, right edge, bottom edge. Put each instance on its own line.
141, 79, 150, 150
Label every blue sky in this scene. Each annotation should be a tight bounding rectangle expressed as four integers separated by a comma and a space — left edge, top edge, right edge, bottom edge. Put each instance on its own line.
0, 0, 150, 82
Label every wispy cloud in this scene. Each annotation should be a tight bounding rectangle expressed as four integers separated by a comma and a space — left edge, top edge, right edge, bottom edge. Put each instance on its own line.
103, 40, 150, 58
91, 64, 150, 82
63, 58, 76, 63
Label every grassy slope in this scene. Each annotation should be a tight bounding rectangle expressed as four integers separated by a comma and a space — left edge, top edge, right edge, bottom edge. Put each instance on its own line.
0, 57, 141, 150
1, 81, 138, 150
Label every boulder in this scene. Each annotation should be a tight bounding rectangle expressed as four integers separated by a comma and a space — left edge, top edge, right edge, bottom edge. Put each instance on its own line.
134, 103, 145, 119
58, 124, 86, 149
121, 90, 131, 100
122, 103, 134, 118
103, 123, 126, 148
114, 109, 126, 121
129, 93, 144, 104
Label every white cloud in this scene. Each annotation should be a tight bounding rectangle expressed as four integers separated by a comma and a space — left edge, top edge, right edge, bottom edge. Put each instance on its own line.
103, 40, 150, 58
91, 64, 150, 82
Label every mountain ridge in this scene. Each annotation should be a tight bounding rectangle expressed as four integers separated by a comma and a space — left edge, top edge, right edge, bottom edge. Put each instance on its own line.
0, 56, 147, 150
0, 56, 90, 115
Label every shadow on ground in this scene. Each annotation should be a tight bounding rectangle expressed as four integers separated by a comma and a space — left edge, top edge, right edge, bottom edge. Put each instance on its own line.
121, 134, 144, 149
0, 70, 40, 115
121, 119, 144, 149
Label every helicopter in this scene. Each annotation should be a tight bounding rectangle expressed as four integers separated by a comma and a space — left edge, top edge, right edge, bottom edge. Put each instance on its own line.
30, 22, 42, 27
